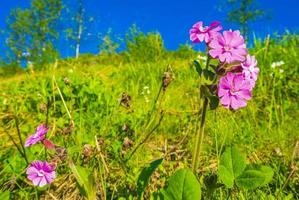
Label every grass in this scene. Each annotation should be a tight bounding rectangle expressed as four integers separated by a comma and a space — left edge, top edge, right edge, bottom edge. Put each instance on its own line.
0, 33, 298, 199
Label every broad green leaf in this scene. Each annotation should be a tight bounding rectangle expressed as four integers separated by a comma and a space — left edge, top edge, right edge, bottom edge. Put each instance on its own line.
69, 162, 97, 200
137, 158, 163, 199
235, 170, 265, 189
258, 166, 274, 186
242, 165, 274, 186
218, 146, 246, 188
0, 191, 10, 200
162, 168, 201, 200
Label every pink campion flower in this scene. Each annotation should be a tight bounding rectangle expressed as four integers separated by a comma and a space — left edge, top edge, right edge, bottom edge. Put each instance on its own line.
218, 72, 252, 110
25, 124, 49, 147
209, 30, 247, 63
189, 21, 222, 43
26, 160, 56, 187
241, 55, 259, 88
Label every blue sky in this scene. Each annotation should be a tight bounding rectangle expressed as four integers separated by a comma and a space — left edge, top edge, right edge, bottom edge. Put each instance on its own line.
0, 0, 298, 58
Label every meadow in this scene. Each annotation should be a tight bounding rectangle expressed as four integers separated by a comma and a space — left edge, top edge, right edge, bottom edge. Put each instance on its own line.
0, 32, 298, 199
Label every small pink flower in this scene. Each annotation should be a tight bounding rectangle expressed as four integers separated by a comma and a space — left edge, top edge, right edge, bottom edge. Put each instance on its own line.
218, 72, 252, 110
209, 30, 247, 63
25, 124, 49, 147
26, 160, 56, 187
189, 21, 222, 43
241, 55, 259, 88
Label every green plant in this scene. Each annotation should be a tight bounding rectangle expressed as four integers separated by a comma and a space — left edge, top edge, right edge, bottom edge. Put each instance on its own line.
69, 162, 97, 200
125, 24, 165, 63
137, 158, 163, 199
218, 146, 273, 190
157, 168, 201, 200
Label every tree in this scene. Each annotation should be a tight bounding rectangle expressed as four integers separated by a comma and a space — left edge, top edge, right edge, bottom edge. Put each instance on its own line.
64, 0, 96, 59
6, 0, 62, 69
6, 8, 33, 66
125, 25, 165, 63
222, 0, 268, 40
98, 29, 120, 55
75, 0, 84, 59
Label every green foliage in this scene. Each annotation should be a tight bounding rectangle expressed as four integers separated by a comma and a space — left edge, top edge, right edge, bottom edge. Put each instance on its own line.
6, 0, 62, 69
0, 63, 24, 77
125, 25, 165, 63
218, 146, 274, 190
218, 146, 246, 188
171, 44, 197, 59
0, 33, 298, 199
69, 162, 97, 200
193, 60, 203, 76
192, 59, 219, 110
160, 168, 201, 200
137, 158, 163, 199
235, 165, 273, 189
223, 0, 268, 39
0, 191, 10, 200
99, 29, 120, 55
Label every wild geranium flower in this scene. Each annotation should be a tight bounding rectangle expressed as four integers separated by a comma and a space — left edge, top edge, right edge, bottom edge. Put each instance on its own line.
209, 30, 247, 63
218, 72, 252, 110
241, 55, 259, 88
26, 160, 56, 187
189, 21, 222, 43
25, 124, 49, 147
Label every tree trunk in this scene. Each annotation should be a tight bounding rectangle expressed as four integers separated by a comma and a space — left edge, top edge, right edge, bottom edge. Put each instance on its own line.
75, 1, 83, 59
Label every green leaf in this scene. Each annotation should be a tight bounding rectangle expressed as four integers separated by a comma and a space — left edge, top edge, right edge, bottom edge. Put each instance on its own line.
235, 164, 273, 190
137, 158, 163, 199
208, 96, 219, 110
200, 85, 212, 98
258, 166, 274, 186
0, 191, 10, 200
218, 146, 246, 188
162, 168, 201, 200
69, 162, 97, 200
235, 170, 265, 189
202, 69, 215, 84
193, 60, 202, 76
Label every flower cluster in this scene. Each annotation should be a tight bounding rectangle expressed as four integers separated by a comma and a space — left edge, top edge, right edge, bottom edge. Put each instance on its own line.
189, 21, 259, 110
25, 124, 57, 187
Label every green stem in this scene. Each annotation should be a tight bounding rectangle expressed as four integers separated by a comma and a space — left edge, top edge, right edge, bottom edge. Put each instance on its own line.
126, 112, 164, 162
191, 97, 208, 173
191, 53, 211, 173
5, 131, 26, 161
14, 116, 29, 165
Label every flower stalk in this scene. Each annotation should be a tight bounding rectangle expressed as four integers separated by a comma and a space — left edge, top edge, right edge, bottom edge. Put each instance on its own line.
192, 96, 208, 173
14, 116, 29, 164
191, 53, 211, 173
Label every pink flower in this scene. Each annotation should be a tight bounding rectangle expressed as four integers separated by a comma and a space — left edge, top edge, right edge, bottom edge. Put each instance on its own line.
241, 55, 259, 88
189, 21, 222, 43
209, 30, 247, 63
218, 72, 252, 110
26, 160, 56, 187
25, 124, 49, 147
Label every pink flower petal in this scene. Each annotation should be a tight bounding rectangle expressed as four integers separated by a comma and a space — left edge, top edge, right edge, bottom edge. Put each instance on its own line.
32, 177, 42, 186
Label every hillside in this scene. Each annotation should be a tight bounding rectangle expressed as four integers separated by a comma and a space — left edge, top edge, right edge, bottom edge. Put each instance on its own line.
0, 34, 298, 199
